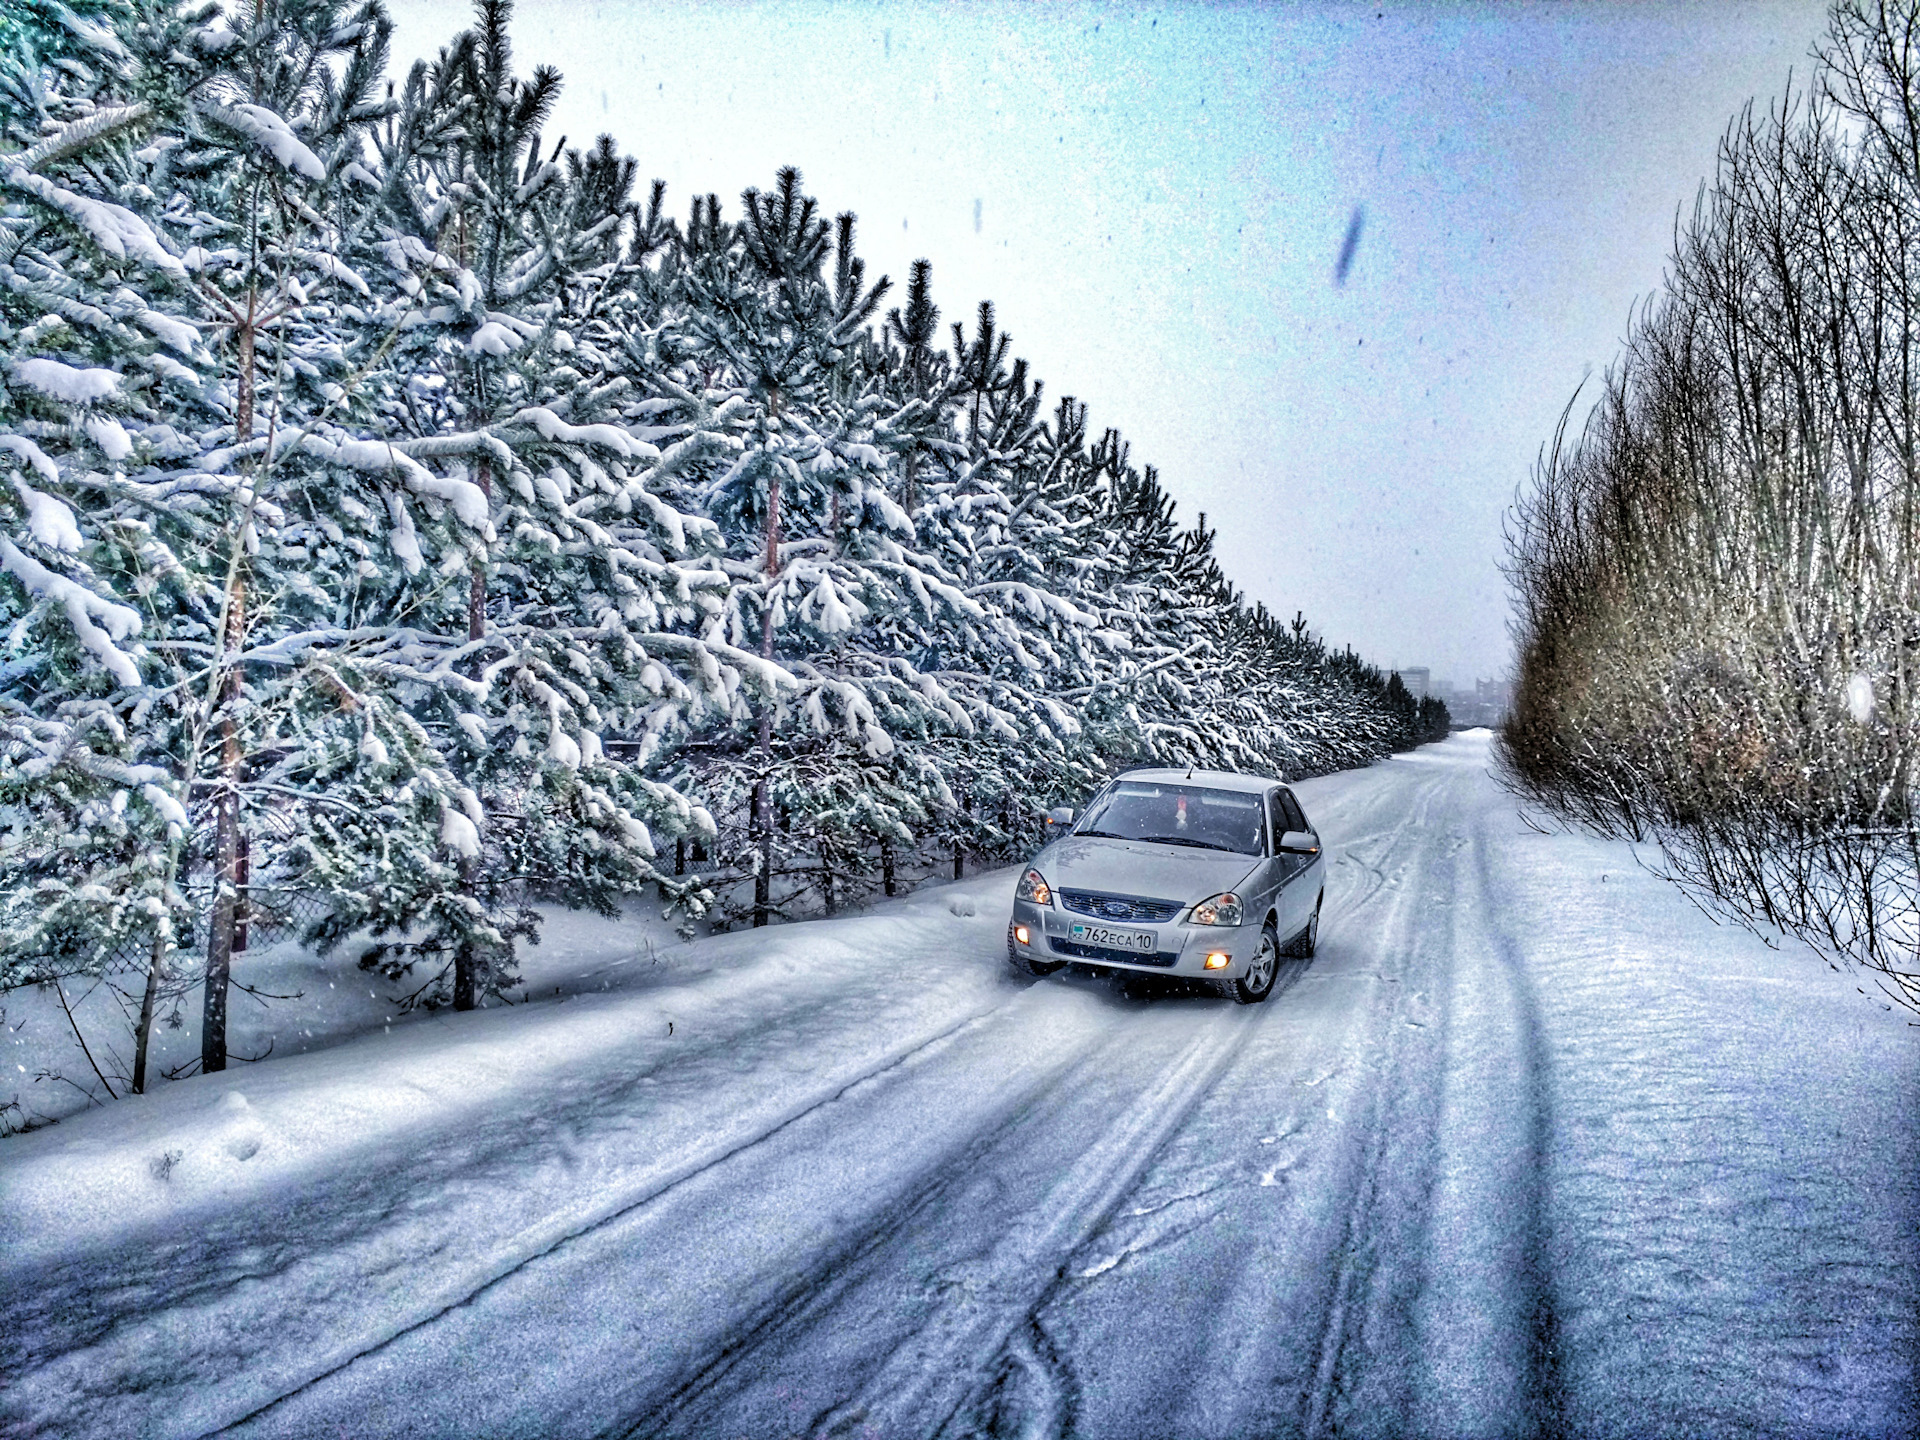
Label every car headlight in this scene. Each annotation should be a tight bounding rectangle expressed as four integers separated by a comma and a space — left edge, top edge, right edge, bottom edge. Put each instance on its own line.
1015, 868, 1053, 906
1189, 891, 1242, 926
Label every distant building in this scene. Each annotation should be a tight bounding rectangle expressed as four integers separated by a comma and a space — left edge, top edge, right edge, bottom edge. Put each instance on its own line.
1437, 676, 1513, 729
1392, 668, 1510, 726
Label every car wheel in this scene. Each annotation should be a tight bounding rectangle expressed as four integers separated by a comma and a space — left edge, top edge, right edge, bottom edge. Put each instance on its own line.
1007, 936, 1065, 978
1232, 922, 1280, 1004
1289, 893, 1323, 959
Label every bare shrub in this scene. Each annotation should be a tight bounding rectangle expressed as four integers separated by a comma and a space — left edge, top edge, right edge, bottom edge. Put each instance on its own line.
1502, 0, 1920, 1008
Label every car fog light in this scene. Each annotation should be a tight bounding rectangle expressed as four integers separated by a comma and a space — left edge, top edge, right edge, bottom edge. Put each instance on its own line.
1015, 925, 1031, 946
1203, 951, 1230, 970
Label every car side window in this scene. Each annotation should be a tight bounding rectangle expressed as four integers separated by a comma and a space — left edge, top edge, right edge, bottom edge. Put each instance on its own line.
1266, 790, 1289, 854
1280, 789, 1310, 836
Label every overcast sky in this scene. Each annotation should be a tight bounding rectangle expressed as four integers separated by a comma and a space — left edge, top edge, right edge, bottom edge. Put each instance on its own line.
387, 0, 1829, 687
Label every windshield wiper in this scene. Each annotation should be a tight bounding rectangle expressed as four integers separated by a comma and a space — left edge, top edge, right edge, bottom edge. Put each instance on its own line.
1137, 834, 1244, 853
1072, 829, 1130, 840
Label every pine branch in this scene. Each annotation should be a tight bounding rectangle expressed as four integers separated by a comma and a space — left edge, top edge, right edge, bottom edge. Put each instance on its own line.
10, 103, 152, 172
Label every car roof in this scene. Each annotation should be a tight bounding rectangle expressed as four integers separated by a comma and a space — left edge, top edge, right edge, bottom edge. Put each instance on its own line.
1111, 768, 1280, 795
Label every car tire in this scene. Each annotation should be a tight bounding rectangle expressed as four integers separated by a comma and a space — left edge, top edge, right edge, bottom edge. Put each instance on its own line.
1007, 937, 1065, 978
1288, 893, 1323, 959
1232, 922, 1280, 1005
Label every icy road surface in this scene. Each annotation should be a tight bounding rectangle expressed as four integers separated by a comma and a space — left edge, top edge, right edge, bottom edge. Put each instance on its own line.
3, 732, 1917, 1438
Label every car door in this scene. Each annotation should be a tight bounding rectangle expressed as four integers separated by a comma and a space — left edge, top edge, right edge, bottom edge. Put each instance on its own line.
1280, 788, 1323, 931
1257, 788, 1299, 936
1270, 787, 1316, 936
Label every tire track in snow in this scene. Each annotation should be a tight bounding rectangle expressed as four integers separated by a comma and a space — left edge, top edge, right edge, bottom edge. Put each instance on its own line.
1302, 775, 1447, 1437
985, 1316, 1076, 1440
1395, 773, 1564, 1437
1299, 758, 1564, 1438
600, 1052, 1095, 1440
205, 1001, 1016, 1439
800, 1005, 1258, 1439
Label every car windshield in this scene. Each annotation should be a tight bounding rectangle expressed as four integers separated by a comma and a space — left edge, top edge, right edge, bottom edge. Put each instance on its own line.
1074, 781, 1266, 856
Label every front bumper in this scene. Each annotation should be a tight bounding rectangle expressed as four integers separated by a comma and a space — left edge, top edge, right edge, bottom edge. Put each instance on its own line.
1008, 898, 1258, 979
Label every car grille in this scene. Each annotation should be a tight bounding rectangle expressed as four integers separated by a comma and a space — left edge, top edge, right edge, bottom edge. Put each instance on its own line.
1049, 938, 1181, 967
1059, 889, 1183, 923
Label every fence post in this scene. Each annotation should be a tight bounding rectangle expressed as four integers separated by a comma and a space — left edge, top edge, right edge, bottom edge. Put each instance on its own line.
233, 833, 249, 954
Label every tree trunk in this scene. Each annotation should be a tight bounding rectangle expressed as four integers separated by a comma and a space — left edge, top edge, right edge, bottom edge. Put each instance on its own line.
202, 771, 238, 1074
754, 394, 781, 928
882, 838, 895, 897
468, 453, 491, 642
235, 320, 254, 443
753, 714, 773, 928
454, 856, 477, 1012
203, 317, 256, 1074
132, 929, 164, 1094
454, 455, 492, 1010
201, 570, 247, 1074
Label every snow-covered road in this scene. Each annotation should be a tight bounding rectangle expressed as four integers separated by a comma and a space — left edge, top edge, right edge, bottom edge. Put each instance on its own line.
4, 733, 1917, 1438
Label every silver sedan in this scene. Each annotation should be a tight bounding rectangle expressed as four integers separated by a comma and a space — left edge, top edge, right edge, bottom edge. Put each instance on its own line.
1006, 768, 1325, 1003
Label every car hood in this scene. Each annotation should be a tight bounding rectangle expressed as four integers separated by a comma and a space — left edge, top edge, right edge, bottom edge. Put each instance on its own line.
1037, 835, 1259, 906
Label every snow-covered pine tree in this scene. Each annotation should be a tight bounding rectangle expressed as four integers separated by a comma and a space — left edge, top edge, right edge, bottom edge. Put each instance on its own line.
316, 0, 735, 1006
618, 178, 1032, 917
880, 257, 950, 524
157, 0, 425, 1074
908, 304, 1107, 865
650, 170, 902, 923
0, 0, 236, 1092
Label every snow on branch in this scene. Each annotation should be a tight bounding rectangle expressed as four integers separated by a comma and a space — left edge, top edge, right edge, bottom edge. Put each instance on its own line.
384, 490, 423, 575
510, 407, 655, 460
291, 430, 492, 533
0, 435, 59, 487
13, 104, 153, 172
199, 102, 326, 180
5, 470, 82, 551
967, 580, 1100, 628
12, 358, 121, 403
641, 631, 796, 697
625, 486, 694, 554
0, 166, 185, 275
0, 539, 140, 687
467, 321, 523, 356
135, 310, 200, 355
440, 803, 481, 858
393, 431, 515, 471
299, 250, 370, 296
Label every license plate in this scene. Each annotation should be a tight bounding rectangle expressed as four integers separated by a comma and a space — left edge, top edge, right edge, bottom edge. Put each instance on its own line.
1070, 923, 1155, 952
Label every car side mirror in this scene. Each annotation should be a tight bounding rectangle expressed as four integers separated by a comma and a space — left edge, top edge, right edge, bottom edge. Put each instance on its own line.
1047, 806, 1075, 827
1279, 830, 1319, 855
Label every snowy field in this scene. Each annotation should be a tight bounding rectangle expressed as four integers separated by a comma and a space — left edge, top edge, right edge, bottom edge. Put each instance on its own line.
1, 731, 1915, 1438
